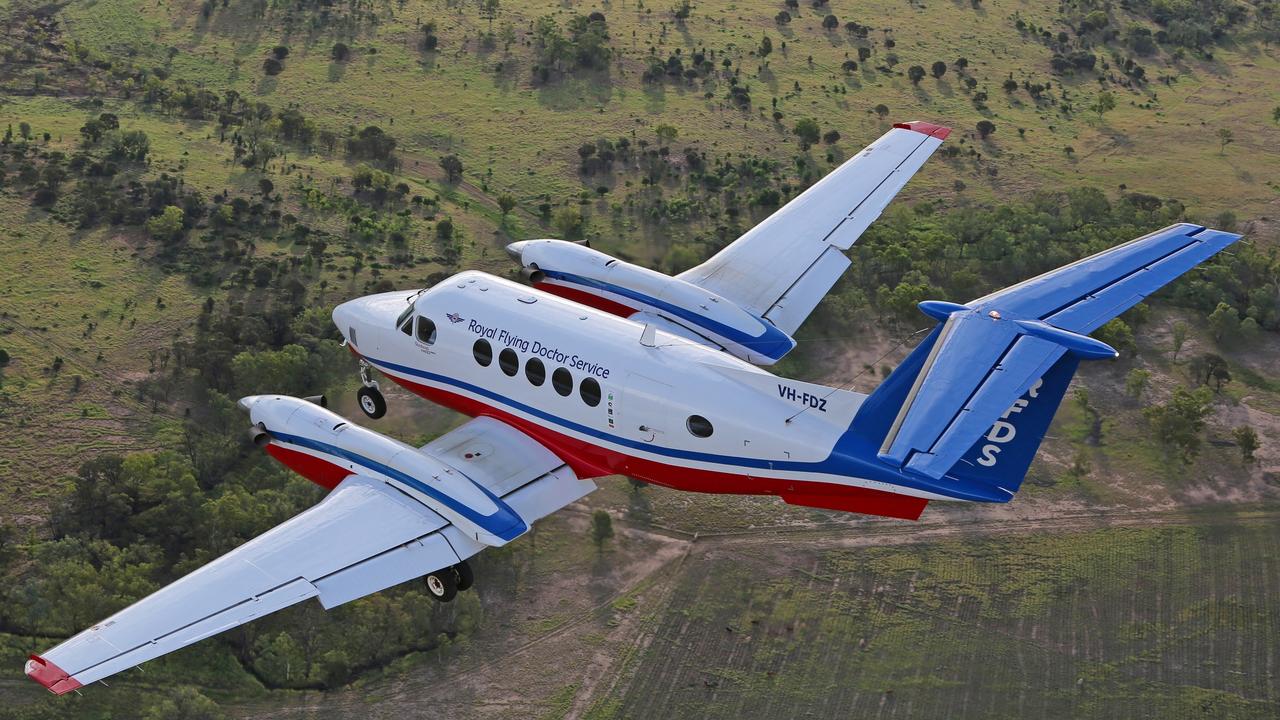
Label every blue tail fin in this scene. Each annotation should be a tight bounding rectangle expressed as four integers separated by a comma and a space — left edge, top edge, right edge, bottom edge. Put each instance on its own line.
852, 329, 1077, 498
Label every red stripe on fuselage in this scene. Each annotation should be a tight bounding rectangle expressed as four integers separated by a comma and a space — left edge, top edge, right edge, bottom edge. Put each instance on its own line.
266, 443, 351, 490
358, 354, 925, 520
533, 280, 638, 318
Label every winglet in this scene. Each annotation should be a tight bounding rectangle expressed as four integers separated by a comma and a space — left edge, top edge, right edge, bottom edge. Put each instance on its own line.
25, 654, 82, 695
894, 121, 952, 140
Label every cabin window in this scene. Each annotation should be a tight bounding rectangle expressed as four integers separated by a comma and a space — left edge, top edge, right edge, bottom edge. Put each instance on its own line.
580, 377, 601, 407
473, 339, 493, 367
686, 415, 714, 438
416, 317, 437, 345
499, 348, 519, 376
525, 357, 546, 386
552, 367, 573, 396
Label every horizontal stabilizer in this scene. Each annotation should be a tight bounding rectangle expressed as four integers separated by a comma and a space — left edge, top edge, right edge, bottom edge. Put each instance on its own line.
877, 223, 1240, 486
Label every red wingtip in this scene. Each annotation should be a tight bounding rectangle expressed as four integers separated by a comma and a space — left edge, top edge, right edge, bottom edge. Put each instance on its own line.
25, 655, 82, 695
893, 121, 952, 140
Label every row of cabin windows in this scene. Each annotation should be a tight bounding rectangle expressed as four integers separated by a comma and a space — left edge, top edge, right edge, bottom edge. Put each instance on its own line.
473, 339, 601, 407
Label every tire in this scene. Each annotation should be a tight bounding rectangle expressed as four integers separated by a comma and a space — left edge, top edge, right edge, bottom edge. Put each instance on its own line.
454, 560, 474, 592
356, 386, 386, 419
424, 570, 458, 602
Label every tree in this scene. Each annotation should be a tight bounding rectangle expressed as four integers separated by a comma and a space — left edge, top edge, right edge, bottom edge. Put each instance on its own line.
1091, 90, 1116, 120
331, 42, 351, 61
421, 22, 440, 51
436, 218, 455, 240
1144, 385, 1214, 463
1190, 352, 1231, 390
907, 65, 926, 84
792, 117, 821, 148
141, 685, 224, 720
1233, 426, 1259, 464
1125, 368, 1151, 399
931, 60, 947, 78
590, 509, 613, 551
439, 154, 464, 182
1094, 318, 1135, 355
146, 205, 186, 244
976, 120, 996, 138
759, 35, 773, 58
552, 206, 584, 239
1171, 320, 1188, 361
822, 130, 841, 144
0, 347, 9, 365
874, 103, 890, 118
1217, 127, 1233, 155
1273, 105, 1280, 124
271, 45, 290, 60
654, 123, 679, 144
258, 178, 274, 197
497, 194, 516, 216
822, 14, 839, 30
263, 57, 283, 75
775, 10, 791, 24
858, 46, 873, 62
480, 0, 500, 26
1207, 302, 1240, 343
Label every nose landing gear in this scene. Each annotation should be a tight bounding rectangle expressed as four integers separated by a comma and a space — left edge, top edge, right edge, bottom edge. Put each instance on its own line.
356, 360, 386, 419
424, 561, 474, 602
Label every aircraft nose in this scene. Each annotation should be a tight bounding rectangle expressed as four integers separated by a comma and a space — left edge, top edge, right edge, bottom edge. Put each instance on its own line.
505, 241, 528, 261
237, 395, 265, 412
332, 300, 357, 343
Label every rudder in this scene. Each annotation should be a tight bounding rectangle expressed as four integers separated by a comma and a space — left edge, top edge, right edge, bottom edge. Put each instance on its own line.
946, 353, 1078, 494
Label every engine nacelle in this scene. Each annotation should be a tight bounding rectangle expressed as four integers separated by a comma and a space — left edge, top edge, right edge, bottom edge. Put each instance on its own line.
506, 239, 795, 364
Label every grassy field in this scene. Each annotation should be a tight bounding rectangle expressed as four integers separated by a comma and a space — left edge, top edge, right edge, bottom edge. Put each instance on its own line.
601, 520, 1280, 719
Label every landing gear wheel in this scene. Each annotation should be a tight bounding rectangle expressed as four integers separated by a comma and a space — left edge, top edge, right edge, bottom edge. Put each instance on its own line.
453, 560, 474, 592
424, 569, 458, 602
356, 386, 386, 419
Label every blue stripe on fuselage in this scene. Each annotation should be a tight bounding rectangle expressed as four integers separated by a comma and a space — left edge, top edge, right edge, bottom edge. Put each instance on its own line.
358, 351, 1010, 503
269, 430, 528, 541
541, 269, 796, 361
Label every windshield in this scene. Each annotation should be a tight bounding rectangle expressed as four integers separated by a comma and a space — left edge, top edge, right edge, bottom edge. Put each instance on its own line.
395, 304, 414, 330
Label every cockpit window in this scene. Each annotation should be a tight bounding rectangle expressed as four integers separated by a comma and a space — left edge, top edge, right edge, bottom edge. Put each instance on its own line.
416, 316, 437, 345
396, 305, 414, 331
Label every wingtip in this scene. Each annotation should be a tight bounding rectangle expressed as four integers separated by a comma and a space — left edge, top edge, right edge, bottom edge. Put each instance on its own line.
894, 120, 952, 140
25, 655, 82, 695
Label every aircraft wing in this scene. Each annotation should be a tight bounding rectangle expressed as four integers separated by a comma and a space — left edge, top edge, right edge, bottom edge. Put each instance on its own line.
877, 223, 1240, 486
27, 421, 594, 695
678, 121, 949, 335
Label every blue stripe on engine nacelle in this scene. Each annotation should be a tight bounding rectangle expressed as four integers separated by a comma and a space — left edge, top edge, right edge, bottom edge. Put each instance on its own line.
540, 269, 797, 361
269, 430, 528, 542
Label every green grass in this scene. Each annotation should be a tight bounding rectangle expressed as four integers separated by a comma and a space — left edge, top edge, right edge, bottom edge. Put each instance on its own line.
605, 521, 1280, 719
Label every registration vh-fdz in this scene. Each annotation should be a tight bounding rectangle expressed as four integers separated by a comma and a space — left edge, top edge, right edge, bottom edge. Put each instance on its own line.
27, 121, 1240, 694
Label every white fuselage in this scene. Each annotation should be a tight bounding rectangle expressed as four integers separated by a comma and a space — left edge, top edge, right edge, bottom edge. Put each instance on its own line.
333, 271, 957, 510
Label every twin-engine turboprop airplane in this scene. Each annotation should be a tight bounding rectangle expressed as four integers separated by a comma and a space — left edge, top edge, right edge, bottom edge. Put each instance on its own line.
28, 121, 1241, 694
